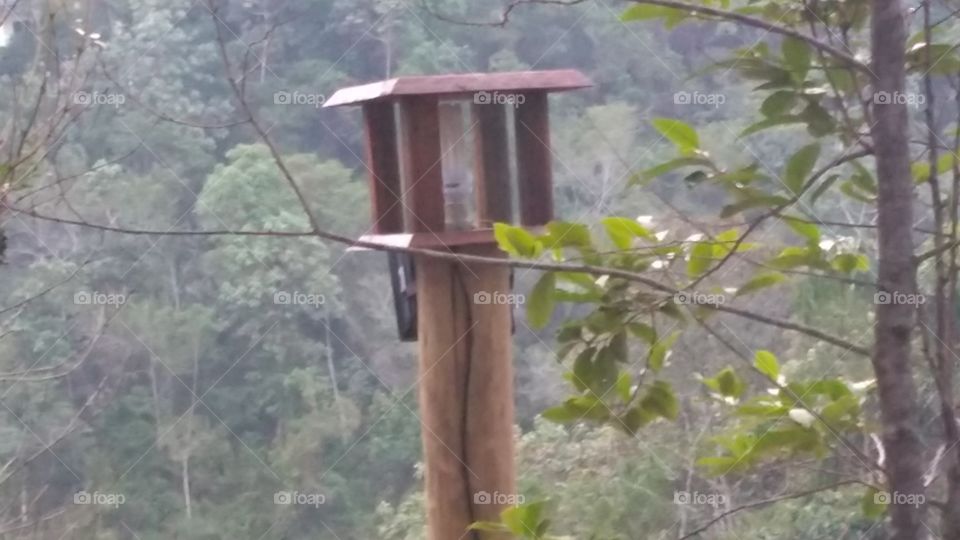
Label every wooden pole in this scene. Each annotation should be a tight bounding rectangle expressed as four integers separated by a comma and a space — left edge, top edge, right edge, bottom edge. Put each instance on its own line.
416, 243, 516, 540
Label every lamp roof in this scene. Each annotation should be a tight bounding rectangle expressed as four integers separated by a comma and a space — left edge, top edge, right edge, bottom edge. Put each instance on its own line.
323, 69, 592, 107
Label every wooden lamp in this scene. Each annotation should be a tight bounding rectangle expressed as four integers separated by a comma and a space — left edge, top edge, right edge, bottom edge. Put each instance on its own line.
324, 70, 591, 540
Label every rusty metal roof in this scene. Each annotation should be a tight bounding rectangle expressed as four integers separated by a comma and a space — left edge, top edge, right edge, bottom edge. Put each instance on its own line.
323, 69, 592, 107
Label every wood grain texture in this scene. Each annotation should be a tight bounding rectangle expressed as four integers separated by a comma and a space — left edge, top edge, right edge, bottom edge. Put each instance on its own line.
514, 93, 553, 226
416, 244, 516, 540
399, 96, 445, 232
362, 102, 403, 234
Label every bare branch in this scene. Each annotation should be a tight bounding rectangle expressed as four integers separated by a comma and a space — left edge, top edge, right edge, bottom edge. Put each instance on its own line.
678, 480, 862, 540
423, 0, 868, 72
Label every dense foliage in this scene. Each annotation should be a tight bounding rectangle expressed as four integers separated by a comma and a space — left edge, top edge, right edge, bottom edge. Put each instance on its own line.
0, 0, 955, 538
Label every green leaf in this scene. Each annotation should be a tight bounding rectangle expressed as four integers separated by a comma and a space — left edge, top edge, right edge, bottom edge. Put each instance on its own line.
620, 405, 656, 434
527, 273, 556, 329
720, 194, 790, 218
782, 37, 811, 81
862, 487, 887, 520
737, 396, 789, 417
637, 156, 714, 184
571, 348, 595, 391
740, 115, 805, 137
839, 180, 875, 203
628, 322, 658, 344
602, 216, 653, 249
717, 368, 744, 398
543, 395, 609, 423
703, 367, 744, 399
640, 380, 679, 420
826, 68, 855, 93
713, 164, 767, 184
648, 332, 680, 373
603, 331, 629, 364
736, 271, 786, 296
494, 223, 541, 257
907, 42, 960, 75
801, 102, 835, 136
714, 228, 749, 255
784, 217, 820, 243
752, 423, 821, 453
468, 521, 508, 533
687, 240, 715, 277
912, 153, 955, 183
821, 394, 861, 426
784, 143, 821, 195
501, 503, 542, 536
767, 245, 821, 270
786, 379, 853, 401
615, 372, 633, 402
556, 324, 582, 343
761, 90, 796, 117
544, 221, 592, 249
696, 455, 742, 476
832, 253, 869, 273
653, 118, 700, 153
541, 404, 580, 424
809, 173, 840, 205
556, 271, 595, 287
844, 163, 875, 195
621, 3, 686, 22
754, 350, 779, 380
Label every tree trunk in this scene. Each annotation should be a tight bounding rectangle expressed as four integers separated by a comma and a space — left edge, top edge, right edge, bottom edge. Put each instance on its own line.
870, 1, 927, 537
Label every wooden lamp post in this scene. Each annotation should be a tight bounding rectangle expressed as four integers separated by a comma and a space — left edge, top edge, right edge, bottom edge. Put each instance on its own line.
324, 69, 591, 539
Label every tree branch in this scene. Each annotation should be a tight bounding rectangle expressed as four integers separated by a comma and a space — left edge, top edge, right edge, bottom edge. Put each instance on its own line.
423, 0, 868, 72
678, 480, 862, 539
